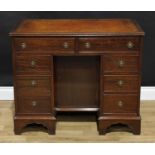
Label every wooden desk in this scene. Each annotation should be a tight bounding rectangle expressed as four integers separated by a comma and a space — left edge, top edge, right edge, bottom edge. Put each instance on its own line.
10, 19, 144, 135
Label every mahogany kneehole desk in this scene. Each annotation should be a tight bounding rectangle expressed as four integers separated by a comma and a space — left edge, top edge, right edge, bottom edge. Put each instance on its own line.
10, 19, 144, 135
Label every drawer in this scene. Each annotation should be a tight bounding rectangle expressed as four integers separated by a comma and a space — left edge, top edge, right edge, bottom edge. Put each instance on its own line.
16, 77, 51, 97
78, 37, 140, 52
14, 37, 75, 53
102, 54, 139, 74
16, 76, 51, 87
103, 75, 139, 93
102, 94, 138, 114
16, 97, 52, 114
15, 55, 51, 75
17, 87, 51, 97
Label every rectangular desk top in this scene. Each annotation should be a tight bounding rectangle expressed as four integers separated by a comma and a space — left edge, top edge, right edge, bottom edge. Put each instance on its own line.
10, 19, 144, 37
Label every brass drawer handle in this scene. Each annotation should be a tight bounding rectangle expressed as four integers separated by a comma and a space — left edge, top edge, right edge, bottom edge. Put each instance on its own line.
63, 42, 69, 49
118, 100, 124, 107
21, 42, 26, 49
117, 80, 124, 86
31, 80, 37, 86
118, 60, 125, 67
127, 41, 134, 49
85, 42, 91, 48
32, 101, 37, 106
30, 60, 36, 67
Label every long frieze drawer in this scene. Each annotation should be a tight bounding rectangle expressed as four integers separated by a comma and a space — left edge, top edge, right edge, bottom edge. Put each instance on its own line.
15, 55, 51, 75
16, 76, 51, 87
102, 54, 139, 74
103, 75, 139, 93
14, 37, 75, 52
78, 37, 140, 52
16, 97, 52, 114
102, 94, 138, 114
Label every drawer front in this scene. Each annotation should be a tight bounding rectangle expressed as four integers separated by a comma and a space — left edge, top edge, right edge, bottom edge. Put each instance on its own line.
103, 75, 139, 93
14, 37, 75, 53
17, 87, 51, 97
16, 76, 51, 97
16, 76, 51, 87
102, 54, 139, 74
15, 55, 51, 75
78, 37, 140, 52
17, 97, 52, 114
102, 94, 138, 114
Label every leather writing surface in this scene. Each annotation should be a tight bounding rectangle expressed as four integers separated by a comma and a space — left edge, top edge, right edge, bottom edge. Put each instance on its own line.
10, 19, 143, 36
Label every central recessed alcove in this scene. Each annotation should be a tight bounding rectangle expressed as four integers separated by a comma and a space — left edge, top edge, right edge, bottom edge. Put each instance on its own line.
54, 56, 100, 111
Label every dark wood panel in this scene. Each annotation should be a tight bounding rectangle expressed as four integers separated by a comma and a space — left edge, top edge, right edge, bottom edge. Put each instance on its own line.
16, 76, 51, 87
17, 87, 51, 97
78, 37, 140, 52
16, 96, 52, 114
14, 37, 75, 52
54, 56, 100, 109
15, 55, 51, 75
16, 76, 52, 97
102, 54, 139, 74
55, 107, 99, 112
103, 75, 139, 93
102, 94, 138, 114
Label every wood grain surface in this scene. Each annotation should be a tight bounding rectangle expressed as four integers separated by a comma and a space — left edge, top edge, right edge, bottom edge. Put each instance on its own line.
10, 19, 144, 135
0, 100, 154, 142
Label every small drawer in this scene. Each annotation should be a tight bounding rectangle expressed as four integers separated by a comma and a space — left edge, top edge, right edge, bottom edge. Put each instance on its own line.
15, 55, 51, 75
16, 76, 51, 87
16, 76, 51, 97
78, 37, 140, 52
102, 94, 138, 114
102, 54, 139, 74
14, 37, 75, 53
16, 86, 51, 97
16, 97, 52, 114
103, 75, 139, 93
